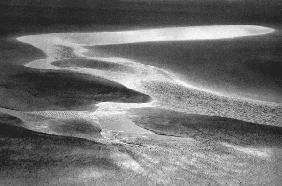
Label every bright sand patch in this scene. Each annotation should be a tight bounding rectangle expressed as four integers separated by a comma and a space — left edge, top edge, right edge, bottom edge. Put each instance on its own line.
57, 25, 275, 45
16, 25, 280, 134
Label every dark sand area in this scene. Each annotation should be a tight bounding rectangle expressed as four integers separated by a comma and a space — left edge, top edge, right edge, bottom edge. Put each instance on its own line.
52, 58, 135, 73
0, 64, 150, 111
0, 36, 150, 111
2, 67, 150, 111
1, 112, 281, 186
0, 0, 281, 28
0, 0, 280, 39
48, 118, 102, 138
129, 108, 282, 147
93, 32, 282, 103
0, 113, 126, 186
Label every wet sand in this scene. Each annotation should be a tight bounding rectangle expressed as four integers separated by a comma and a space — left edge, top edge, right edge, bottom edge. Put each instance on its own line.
17, 25, 282, 128
94, 27, 282, 103
0, 3, 281, 185
1, 111, 281, 186
0, 25, 277, 185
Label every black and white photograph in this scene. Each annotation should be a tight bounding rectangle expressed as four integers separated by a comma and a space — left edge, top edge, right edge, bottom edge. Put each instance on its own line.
0, 0, 281, 185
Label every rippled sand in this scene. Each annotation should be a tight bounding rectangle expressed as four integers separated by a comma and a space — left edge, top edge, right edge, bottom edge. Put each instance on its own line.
16, 25, 281, 127
0, 25, 281, 185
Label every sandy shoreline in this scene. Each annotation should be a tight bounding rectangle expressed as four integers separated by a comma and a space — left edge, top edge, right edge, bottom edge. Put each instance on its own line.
15, 25, 282, 128
0, 0, 281, 184
0, 24, 280, 186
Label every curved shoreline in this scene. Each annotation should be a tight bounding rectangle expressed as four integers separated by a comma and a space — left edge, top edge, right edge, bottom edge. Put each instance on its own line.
17, 25, 276, 104
15, 25, 282, 132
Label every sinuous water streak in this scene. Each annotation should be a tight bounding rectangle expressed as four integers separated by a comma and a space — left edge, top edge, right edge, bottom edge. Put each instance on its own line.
16, 25, 281, 134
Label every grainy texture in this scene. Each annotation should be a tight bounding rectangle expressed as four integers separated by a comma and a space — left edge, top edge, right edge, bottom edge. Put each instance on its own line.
0, 1, 281, 185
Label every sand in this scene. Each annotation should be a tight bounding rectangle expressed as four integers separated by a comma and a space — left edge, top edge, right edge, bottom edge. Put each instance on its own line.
0, 24, 281, 185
